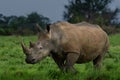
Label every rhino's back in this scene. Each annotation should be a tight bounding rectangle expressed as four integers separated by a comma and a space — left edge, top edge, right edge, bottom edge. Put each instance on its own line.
75, 21, 99, 27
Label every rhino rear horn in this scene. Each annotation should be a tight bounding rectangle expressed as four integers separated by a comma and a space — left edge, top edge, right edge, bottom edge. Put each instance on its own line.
29, 41, 36, 48
21, 41, 30, 55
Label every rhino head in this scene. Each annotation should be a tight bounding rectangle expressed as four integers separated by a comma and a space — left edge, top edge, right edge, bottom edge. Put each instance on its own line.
21, 24, 52, 64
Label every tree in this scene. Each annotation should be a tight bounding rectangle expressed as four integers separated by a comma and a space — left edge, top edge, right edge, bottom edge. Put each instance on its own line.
63, 0, 120, 25
27, 12, 50, 28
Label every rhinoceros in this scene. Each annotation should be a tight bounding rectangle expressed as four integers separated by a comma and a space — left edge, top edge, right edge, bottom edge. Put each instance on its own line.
21, 21, 109, 73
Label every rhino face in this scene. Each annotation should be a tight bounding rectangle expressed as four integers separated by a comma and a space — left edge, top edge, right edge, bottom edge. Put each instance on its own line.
21, 24, 52, 64
21, 41, 50, 64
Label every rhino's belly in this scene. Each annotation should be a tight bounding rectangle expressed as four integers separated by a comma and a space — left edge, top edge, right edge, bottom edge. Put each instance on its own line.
76, 57, 92, 63
76, 53, 99, 63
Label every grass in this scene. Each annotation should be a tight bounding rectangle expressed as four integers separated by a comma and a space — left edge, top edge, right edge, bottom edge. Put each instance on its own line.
0, 34, 120, 80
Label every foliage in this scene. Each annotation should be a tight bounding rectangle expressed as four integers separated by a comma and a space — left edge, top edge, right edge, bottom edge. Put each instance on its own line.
0, 34, 120, 80
0, 12, 50, 35
63, 0, 120, 25
27, 12, 50, 28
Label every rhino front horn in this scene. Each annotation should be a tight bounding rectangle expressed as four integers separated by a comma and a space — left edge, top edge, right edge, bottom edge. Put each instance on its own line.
21, 41, 30, 55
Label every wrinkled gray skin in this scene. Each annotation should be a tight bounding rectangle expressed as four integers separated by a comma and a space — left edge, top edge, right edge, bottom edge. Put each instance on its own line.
21, 21, 109, 73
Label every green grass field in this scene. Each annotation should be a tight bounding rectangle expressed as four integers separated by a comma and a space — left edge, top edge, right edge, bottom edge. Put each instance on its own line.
0, 34, 120, 80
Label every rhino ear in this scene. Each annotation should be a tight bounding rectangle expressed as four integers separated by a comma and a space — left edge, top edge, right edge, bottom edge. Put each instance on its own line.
46, 24, 51, 33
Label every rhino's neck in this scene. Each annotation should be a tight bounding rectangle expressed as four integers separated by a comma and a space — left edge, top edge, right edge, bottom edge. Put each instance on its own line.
49, 25, 66, 53
47, 39, 62, 54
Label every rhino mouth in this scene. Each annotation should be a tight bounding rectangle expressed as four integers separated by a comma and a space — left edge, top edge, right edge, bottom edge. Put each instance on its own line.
25, 58, 38, 64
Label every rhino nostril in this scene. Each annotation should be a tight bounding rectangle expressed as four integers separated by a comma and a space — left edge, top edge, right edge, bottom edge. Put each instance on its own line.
31, 59, 36, 62
40, 46, 43, 49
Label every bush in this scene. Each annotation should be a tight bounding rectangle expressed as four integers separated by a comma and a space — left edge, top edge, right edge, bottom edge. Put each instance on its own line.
102, 26, 120, 35
0, 28, 5, 35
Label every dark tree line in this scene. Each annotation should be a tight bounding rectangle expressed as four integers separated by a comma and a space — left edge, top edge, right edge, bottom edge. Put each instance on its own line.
0, 0, 120, 35
0, 12, 50, 35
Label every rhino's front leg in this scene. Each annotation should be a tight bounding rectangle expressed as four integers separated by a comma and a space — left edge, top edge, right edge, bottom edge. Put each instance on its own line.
64, 53, 79, 73
51, 52, 65, 71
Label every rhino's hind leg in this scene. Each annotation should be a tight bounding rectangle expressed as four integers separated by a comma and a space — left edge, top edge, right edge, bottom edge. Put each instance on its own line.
64, 53, 79, 73
93, 54, 103, 69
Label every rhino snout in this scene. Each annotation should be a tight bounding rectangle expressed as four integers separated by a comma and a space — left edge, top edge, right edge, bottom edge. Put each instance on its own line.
25, 58, 37, 64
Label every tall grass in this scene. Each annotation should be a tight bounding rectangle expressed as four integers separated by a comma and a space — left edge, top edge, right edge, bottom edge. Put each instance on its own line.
0, 34, 120, 80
